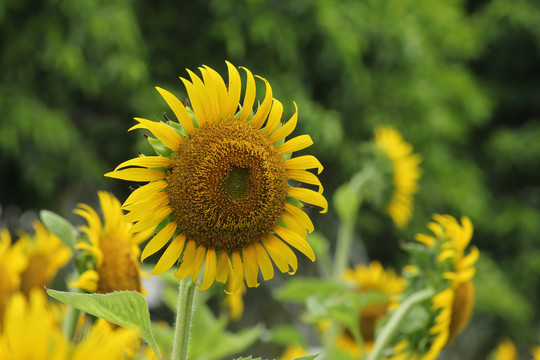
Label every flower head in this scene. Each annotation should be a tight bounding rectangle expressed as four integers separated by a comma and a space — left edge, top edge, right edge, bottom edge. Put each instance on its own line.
106, 62, 327, 291
338, 262, 405, 354
0, 229, 27, 324
492, 339, 517, 360
374, 126, 421, 228
70, 191, 152, 293
18, 221, 72, 296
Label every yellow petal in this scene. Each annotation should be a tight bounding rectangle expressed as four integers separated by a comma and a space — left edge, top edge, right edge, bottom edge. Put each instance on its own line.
263, 99, 283, 135
281, 211, 307, 238
274, 226, 315, 262
278, 135, 313, 155
155, 87, 194, 134
190, 246, 207, 283
174, 240, 196, 279
202, 65, 228, 119
250, 76, 273, 129
141, 222, 177, 261
239, 67, 256, 122
151, 234, 186, 275
284, 203, 314, 233
129, 205, 172, 233
263, 234, 298, 274
286, 170, 323, 193
198, 67, 221, 121
105, 168, 165, 182
242, 245, 260, 288
200, 248, 217, 290
253, 242, 274, 281
229, 251, 245, 293
129, 118, 183, 151
114, 156, 172, 171
284, 155, 323, 174
226, 61, 241, 119
180, 77, 207, 127
123, 180, 168, 207
122, 191, 169, 213
269, 102, 298, 143
215, 252, 230, 284
68, 270, 99, 292
288, 187, 328, 214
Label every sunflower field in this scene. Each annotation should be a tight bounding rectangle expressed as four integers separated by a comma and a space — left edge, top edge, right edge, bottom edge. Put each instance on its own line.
1, 0, 539, 359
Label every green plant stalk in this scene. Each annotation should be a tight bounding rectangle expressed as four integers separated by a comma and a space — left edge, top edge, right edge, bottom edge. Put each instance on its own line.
333, 219, 356, 281
63, 304, 81, 340
172, 277, 197, 360
366, 288, 435, 360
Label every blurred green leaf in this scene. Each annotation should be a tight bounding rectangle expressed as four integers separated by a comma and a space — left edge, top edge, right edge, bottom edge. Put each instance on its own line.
39, 210, 77, 251
267, 324, 306, 347
276, 277, 348, 304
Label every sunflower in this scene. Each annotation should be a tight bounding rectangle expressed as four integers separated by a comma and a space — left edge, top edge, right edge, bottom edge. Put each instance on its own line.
491, 339, 517, 360
532, 345, 540, 360
374, 126, 421, 228
70, 191, 153, 294
0, 228, 27, 325
105, 62, 327, 291
0, 289, 140, 360
280, 345, 310, 360
337, 262, 405, 355
18, 221, 71, 296
393, 215, 478, 360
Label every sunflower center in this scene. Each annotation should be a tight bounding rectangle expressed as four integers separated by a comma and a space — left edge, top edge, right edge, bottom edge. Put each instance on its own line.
223, 166, 250, 199
97, 235, 141, 294
168, 120, 288, 252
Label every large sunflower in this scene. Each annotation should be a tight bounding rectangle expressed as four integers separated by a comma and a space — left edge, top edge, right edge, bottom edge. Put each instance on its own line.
106, 62, 327, 291
374, 126, 421, 228
70, 191, 153, 294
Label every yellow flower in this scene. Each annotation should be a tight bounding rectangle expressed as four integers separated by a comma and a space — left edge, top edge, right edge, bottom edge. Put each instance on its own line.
106, 62, 327, 291
395, 215, 478, 360
70, 191, 152, 293
338, 262, 405, 354
492, 339, 517, 360
0, 229, 27, 325
18, 221, 72, 296
374, 126, 421, 228
532, 345, 540, 360
280, 345, 309, 360
0, 289, 140, 360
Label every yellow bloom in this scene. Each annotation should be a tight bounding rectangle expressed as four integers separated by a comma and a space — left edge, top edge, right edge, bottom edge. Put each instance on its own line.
492, 339, 517, 360
70, 191, 152, 293
106, 62, 327, 291
374, 126, 421, 228
338, 262, 405, 354
0, 229, 27, 325
280, 345, 309, 360
395, 215, 478, 360
0, 289, 139, 360
18, 221, 72, 296
532, 345, 540, 360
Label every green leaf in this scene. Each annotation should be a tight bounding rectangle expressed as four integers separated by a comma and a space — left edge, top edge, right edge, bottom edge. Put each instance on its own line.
39, 210, 77, 251
268, 324, 306, 347
189, 302, 263, 360
293, 355, 320, 360
233, 356, 261, 360
276, 277, 348, 304
46, 289, 162, 360
399, 305, 429, 334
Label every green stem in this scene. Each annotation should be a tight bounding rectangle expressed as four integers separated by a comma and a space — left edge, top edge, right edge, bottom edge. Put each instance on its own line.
366, 288, 435, 360
172, 278, 197, 360
332, 219, 356, 281
63, 305, 81, 340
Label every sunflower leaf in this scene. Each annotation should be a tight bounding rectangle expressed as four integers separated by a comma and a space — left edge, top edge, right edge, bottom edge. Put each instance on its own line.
46, 289, 162, 360
293, 355, 320, 360
275, 277, 348, 304
39, 210, 77, 251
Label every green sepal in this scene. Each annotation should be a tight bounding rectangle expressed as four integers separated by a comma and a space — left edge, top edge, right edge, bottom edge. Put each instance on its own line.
39, 210, 77, 252
147, 136, 173, 157
46, 289, 162, 360
167, 120, 187, 137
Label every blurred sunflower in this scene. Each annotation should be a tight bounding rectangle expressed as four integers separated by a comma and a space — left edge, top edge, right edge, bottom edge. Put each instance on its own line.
280, 345, 309, 360
106, 62, 327, 291
392, 215, 479, 360
18, 221, 71, 296
491, 339, 517, 360
70, 191, 153, 294
532, 345, 540, 360
225, 282, 246, 321
0, 229, 27, 325
337, 262, 405, 356
0, 289, 140, 359
374, 126, 421, 228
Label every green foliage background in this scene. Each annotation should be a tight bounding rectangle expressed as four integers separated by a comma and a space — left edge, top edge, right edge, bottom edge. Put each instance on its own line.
1, 0, 539, 358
